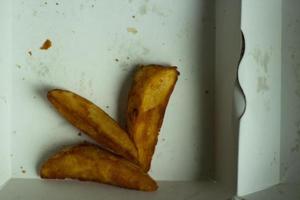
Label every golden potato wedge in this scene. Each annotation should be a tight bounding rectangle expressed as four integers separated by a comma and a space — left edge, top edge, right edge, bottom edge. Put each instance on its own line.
127, 65, 179, 172
47, 89, 138, 163
40, 143, 158, 191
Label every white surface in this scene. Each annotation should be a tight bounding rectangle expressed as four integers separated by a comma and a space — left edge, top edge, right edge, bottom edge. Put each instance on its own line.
9, 0, 216, 181
242, 183, 300, 200
0, 0, 12, 188
281, 0, 300, 184
215, 0, 242, 189
0, 179, 233, 200
238, 0, 282, 196
0, 0, 242, 198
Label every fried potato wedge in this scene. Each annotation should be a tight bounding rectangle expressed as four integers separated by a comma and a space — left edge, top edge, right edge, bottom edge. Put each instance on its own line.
40, 143, 158, 191
47, 89, 138, 163
127, 65, 179, 172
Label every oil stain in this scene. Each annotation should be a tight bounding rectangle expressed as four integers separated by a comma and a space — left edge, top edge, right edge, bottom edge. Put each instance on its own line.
139, 4, 148, 15
251, 48, 270, 73
0, 96, 7, 104
294, 63, 300, 97
257, 76, 269, 93
151, 5, 167, 17
138, 0, 167, 17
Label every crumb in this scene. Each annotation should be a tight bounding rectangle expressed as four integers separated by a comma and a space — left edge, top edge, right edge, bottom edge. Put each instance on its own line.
78, 132, 82, 136
106, 105, 109, 109
40, 39, 52, 50
127, 27, 138, 34
22, 170, 26, 174
132, 15, 135, 19
115, 58, 119, 62
56, 2, 59, 5
28, 51, 32, 56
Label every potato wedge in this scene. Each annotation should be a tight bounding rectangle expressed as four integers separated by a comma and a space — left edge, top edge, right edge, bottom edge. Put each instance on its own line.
40, 143, 158, 191
47, 89, 138, 163
127, 65, 179, 172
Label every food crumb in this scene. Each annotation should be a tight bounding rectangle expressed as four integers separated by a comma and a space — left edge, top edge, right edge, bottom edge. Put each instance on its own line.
56, 2, 59, 5
40, 39, 52, 50
22, 170, 26, 174
28, 51, 32, 56
127, 27, 138, 34
132, 15, 136, 19
115, 58, 119, 62
78, 132, 82, 136
106, 105, 109, 109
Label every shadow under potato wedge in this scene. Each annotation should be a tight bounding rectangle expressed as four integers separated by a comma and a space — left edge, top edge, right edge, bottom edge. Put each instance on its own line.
40, 143, 158, 191
47, 89, 138, 163
127, 65, 179, 172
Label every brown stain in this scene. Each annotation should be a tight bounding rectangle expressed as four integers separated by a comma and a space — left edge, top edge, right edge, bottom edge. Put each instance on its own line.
40, 39, 52, 50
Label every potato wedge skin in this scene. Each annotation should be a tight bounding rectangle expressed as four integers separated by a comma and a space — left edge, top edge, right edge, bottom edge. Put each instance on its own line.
47, 89, 138, 163
127, 65, 179, 172
40, 143, 158, 191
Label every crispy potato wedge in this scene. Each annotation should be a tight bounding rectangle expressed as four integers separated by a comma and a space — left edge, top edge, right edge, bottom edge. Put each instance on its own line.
47, 89, 138, 163
127, 65, 179, 172
40, 143, 158, 191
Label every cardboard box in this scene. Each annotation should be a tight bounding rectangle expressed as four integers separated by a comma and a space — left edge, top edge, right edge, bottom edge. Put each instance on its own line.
0, 0, 298, 199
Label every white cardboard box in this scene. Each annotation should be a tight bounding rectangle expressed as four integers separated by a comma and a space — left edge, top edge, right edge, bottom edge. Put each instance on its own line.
0, 0, 299, 199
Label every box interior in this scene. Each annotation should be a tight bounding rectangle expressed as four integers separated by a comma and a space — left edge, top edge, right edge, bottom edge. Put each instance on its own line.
0, 0, 242, 199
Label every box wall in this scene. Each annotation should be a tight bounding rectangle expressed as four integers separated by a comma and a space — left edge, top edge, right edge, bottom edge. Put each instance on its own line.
215, 0, 242, 190
0, 0, 12, 187
238, 0, 282, 196
281, 0, 300, 184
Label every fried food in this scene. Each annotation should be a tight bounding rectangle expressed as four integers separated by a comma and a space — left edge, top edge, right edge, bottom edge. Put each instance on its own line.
40, 143, 158, 191
47, 89, 138, 163
127, 65, 179, 172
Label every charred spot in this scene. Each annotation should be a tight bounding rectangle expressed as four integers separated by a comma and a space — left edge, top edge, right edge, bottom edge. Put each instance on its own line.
131, 108, 139, 120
